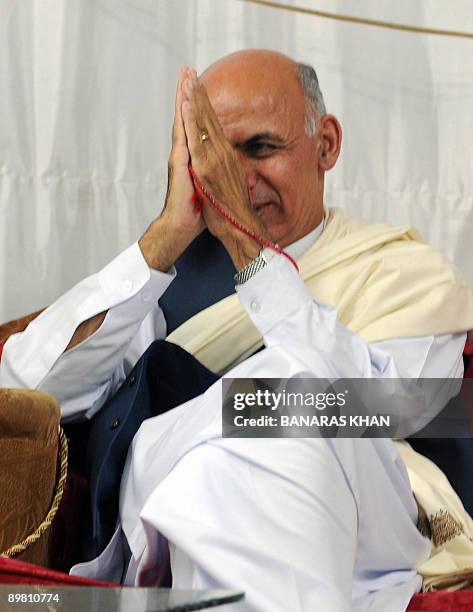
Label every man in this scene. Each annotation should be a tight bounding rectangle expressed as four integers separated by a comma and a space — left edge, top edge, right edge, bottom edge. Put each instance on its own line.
1, 51, 473, 611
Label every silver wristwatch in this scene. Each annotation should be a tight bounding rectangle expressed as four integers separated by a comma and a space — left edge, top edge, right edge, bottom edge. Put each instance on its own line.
234, 247, 276, 285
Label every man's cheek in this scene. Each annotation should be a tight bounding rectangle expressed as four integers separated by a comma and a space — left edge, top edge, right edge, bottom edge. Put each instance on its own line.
259, 157, 291, 203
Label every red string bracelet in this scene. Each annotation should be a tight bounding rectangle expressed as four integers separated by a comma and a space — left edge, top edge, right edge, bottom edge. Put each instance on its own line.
188, 164, 299, 272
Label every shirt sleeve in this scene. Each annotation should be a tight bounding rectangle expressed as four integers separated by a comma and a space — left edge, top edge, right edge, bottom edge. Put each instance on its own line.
236, 254, 466, 435
0, 242, 175, 421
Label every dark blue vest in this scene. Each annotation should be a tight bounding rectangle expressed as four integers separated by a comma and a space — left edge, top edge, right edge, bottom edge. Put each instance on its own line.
159, 230, 236, 333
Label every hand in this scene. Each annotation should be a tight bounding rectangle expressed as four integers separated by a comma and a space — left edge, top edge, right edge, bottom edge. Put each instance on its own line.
161, 67, 205, 237
181, 71, 268, 258
139, 68, 204, 271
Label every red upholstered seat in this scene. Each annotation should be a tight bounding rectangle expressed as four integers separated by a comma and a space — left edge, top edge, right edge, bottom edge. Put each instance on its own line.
0, 556, 116, 586
0, 556, 471, 610
407, 589, 473, 611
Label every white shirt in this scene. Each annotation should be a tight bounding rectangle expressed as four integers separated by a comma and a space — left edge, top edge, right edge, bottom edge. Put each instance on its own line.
0, 235, 467, 612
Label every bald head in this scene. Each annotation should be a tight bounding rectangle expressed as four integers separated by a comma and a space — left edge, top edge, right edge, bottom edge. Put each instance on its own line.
202, 50, 326, 137
202, 49, 298, 84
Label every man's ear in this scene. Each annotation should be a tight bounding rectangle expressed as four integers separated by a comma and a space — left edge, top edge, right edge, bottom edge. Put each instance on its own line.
317, 115, 342, 171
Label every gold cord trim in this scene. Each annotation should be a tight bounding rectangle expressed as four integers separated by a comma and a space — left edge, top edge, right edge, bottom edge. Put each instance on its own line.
1, 426, 68, 558
429, 509, 465, 547
240, 0, 473, 40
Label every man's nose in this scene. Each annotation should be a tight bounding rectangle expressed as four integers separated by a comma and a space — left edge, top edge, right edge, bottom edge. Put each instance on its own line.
237, 154, 259, 193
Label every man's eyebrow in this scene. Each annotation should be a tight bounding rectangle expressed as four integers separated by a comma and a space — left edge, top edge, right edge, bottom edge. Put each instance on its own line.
235, 132, 285, 149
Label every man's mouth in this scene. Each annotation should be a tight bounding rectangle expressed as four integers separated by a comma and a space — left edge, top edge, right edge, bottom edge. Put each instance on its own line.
251, 202, 282, 225
252, 202, 275, 215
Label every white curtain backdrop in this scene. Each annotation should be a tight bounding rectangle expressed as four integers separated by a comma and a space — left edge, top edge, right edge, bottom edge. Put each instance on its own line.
1, 0, 472, 321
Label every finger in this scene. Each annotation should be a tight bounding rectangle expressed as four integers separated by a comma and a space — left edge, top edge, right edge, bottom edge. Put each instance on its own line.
190, 76, 227, 145
182, 67, 195, 100
184, 75, 212, 137
195, 78, 222, 136
182, 99, 206, 163
172, 67, 188, 148
183, 75, 215, 140
182, 67, 193, 99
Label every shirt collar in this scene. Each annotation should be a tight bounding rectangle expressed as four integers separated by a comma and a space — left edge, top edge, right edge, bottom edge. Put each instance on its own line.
284, 214, 325, 260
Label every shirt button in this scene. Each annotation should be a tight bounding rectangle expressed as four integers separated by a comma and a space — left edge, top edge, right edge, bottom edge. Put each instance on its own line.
121, 279, 133, 294
142, 289, 151, 302
250, 301, 261, 313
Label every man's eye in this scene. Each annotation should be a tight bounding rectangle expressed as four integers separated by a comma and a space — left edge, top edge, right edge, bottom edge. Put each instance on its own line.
247, 143, 277, 157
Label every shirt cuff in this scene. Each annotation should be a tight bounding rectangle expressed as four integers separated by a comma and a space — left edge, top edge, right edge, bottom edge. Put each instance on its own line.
97, 241, 175, 309
236, 255, 314, 335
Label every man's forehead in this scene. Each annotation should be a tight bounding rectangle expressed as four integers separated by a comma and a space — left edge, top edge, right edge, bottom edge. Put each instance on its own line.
210, 91, 297, 144
202, 59, 305, 138
207, 86, 281, 121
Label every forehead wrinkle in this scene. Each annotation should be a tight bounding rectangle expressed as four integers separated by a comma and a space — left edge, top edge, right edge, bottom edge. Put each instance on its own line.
209, 90, 298, 145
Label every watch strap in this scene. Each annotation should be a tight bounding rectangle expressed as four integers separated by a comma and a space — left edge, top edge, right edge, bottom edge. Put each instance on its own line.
234, 248, 276, 285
